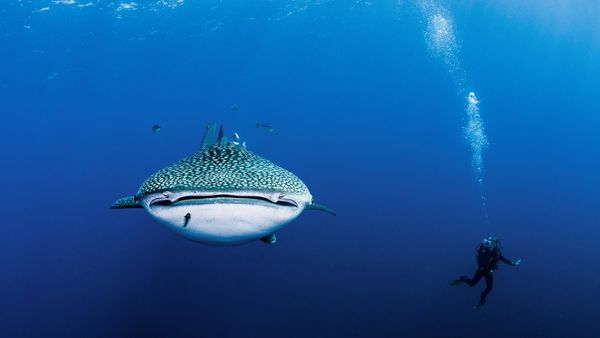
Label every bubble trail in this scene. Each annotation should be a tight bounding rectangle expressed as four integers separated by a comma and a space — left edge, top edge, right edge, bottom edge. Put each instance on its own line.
425, 12, 463, 82
465, 91, 488, 180
416, 0, 491, 229
418, 1, 488, 177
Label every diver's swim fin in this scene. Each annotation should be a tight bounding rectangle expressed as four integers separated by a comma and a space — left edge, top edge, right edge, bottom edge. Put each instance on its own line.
449, 279, 463, 286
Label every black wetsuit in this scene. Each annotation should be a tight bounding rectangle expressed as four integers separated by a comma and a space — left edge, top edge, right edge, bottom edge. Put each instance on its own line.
459, 244, 515, 305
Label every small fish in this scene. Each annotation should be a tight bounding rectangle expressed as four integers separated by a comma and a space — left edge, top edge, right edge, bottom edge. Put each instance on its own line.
152, 124, 161, 133
184, 213, 191, 227
256, 123, 274, 132
230, 104, 238, 111
47, 71, 59, 80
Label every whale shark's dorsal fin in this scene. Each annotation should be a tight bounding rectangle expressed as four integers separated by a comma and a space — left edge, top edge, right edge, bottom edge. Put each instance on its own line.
306, 202, 336, 216
200, 123, 218, 150
200, 123, 225, 150
110, 196, 143, 209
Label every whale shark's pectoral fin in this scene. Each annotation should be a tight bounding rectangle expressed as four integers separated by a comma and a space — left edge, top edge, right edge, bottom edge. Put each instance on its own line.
306, 202, 336, 216
110, 196, 143, 209
260, 233, 277, 244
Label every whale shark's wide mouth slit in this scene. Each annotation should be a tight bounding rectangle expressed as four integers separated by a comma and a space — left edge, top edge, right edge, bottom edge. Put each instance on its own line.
151, 194, 298, 208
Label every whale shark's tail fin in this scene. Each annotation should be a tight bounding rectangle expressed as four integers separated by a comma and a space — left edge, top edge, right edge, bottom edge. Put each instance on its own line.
306, 202, 336, 216
217, 124, 224, 141
110, 196, 143, 209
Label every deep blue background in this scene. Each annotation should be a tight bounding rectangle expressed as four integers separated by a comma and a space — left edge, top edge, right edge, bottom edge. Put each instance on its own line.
1, 1, 599, 337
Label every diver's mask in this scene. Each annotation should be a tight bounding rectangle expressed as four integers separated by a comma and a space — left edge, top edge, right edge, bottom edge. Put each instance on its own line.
482, 237, 497, 249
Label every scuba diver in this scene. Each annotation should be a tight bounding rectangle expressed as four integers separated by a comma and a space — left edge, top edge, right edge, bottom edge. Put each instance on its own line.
450, 236, 521, 308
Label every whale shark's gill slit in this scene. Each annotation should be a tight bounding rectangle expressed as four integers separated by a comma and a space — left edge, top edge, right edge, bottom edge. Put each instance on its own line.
152, 195, 298, 207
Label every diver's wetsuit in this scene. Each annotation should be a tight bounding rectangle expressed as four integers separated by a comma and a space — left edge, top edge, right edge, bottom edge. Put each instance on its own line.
458, 244, 516, 306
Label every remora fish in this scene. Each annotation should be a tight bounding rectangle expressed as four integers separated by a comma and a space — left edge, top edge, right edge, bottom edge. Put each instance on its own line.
111, 123, 334, 245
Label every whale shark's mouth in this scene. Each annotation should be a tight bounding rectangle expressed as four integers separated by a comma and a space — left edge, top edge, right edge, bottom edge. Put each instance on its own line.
149, 194, 299, 208
140, 191, 307, 245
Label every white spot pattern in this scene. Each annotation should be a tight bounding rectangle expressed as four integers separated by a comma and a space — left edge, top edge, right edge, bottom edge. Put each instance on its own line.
137, 140, 309, 197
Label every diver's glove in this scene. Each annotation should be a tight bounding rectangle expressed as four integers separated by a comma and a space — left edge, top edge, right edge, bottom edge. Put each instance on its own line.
449, 279, 463, 286
512, 259, 522, 266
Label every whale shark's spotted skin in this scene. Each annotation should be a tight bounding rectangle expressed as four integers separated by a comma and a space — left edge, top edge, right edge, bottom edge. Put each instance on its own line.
111, 125, 333, 246
137, 140, 309, 197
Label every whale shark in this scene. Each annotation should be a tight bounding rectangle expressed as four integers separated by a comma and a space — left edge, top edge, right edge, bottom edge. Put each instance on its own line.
111, 123, 334, 245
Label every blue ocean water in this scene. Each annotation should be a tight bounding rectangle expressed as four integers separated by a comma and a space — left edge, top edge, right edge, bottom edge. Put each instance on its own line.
1, 1, 599, 337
